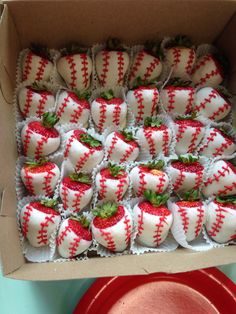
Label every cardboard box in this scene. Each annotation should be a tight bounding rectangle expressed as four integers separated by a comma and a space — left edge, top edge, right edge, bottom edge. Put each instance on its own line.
1, 0, 236, 281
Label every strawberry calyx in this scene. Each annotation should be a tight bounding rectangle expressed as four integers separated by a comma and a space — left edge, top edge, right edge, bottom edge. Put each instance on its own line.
100, 89, 114, 100
40, 199, 58, 210
24, 158, 48, 168
73, 89, 91, 101
60, 43, 88, 56
80, 133, 102, 148
132, 77, 157, 89
93, 202, 118, 218
30, 43, 52, 61
108, 163, 125, 178
121, 130, 135, 142
144, 190, 169, 207
165, 35, 193, 49
176, 155, 198, 164
176, 111, 198, 121
166, 77, 193, 88
215, 195, 236, 205
69, 173, 92, 184
177, 189, 200, 201
141, 160, 165, 171
144, 40, 164, 60
42, 112, 59, 128
106, 38, 125, 52
144, 117, 163, 128
69, 213, 91, 229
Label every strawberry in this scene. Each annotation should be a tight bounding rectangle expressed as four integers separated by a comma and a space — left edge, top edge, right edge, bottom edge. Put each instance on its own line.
57, 214, 92, 258
126, 78, 159, 124
173, 113, 205, 154
206, 196, 236, 244
191, 53, 226, 88
199, 127, 236, 158
136, 117, 172, 157
165, 35, 196, 79
56, 90, 90, 126
203, 160, 236, 197
133, 190, 172, 247
105, 130, 140, 163
129, 41, 163, 87
169, 155, 204, 193
130, 160, 169, 196
64, 130, 103, 172
160, 78, 195, 115
95, 163, 129, 202
21, 159, 60, 196
21, 112, 60, 159
59, 173, 93, 212
57, 44, 92, 90
95, 38, 130, 87
22, 44, 53, 83
20, 199, 60, 247
193, 87, 231, 121
91, 202, 132, 252
172, 190, 206, 242
91, 90, 127, 132
18, 83, 55, 118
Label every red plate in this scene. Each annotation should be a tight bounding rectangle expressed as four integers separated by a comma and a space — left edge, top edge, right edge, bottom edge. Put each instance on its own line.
74, 268, 236, 314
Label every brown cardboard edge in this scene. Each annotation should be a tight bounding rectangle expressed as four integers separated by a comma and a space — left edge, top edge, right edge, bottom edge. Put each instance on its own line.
6, 246, 236, 281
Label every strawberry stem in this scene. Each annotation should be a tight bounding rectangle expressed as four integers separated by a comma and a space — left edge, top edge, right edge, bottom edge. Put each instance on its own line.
100, 89, 114, 100
92, 202, 118, 218
216, 195, 236, 205
25, 158, 47, 168
30, 82, 50, 92
141, 160, 165, 170
166, 77, 193, 87
106, 38, 125, 51
74, 90, 91, 100
165, 35, 193, 49
177, 155, 198, 164
30, 43, 52, 61
144, 190, 169, 207
69, 173, 91, 184
42, 112, 59, 128
70, 214, 90, 228
144, 117, 163, 128
121, 130, 134, 142
108, 163, 124, 177
132, 76, 157, 89
60, 43, 88, 56
80, 133, 102, 148
40, 199, 58, 209
177, 189, 200, 201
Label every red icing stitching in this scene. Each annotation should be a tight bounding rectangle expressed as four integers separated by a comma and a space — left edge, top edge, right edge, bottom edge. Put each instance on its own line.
57, 225, 71, 245
134, 89, 145, 123
21, 204, 33, 237
143, 58, 160, 81
208, 204, 226, 237
72, 190, 84, 212
173, 170, 186, 191
69, 236, 81, 257
66, 55, 77, 88
176, 124, 187, 143
166, 88, 175, 112
64, 135, 76, 158
197, 68, 221, 87
185, 49, 195, 75
113, 101, 122, 126
97, 101, 107, 132
208, 103, 231, 121
80, 54, 89, 88
115, 178, 128, 201
34, 136, 49, 160
199, 129, 218, 153
35, 58, 49, 81
37, 214, 56, 245
107, 133, 119, 159
23, 169, 35, 195
178, 206, 189, 233
151, 88, 158, 115
117, 51, 125, 84
213, 138, 234, 157
75, 148, 96, 172
153, 216, 167, 246
172, 48, 181, 65
137, 171, 147, 197
23, 127, 32, 156
194, 89, 218, 112
100, 229, 116, 251
36, 93, 49, 117
69, 105, 84, 124
100, 51, 110, 87
137, 208, 144, 236
204, 165, 230, 186
61, 185, 69, 210
217, 182, 236, 196
23, 52, 33, 81
162, 128, 169, 156
120, 145, 136, 163
194, 171, 203, 189
42, 169, 56, 197
156, 174, 166, 193
186, 88, 194, 113
129, 51, 145, 82
22, 88, 33, 117
195, 205, 205, 237
99, 174, 107, 199
57, 94, 70, 118
143, 128, 156, 156
187, 126, 202, 153
193, 55, 212, 72
123, 214, 132, 245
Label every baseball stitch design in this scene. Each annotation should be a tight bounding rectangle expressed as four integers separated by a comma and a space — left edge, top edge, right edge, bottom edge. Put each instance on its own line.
106, 134, 119, 158
198, 129, 218, 153
134, 89, 145, 123
208, 204, 227, 237
97, 102, 107, 132
113, 102, 122, 126
143, 128, 156, 156
137, 209, 144, 236
129, 51, 145, 82
69, 105, 84, 124
42, 169, 56, 196
23, 88, 33, 117
178, 206, 189, 234
57, 94, 70, 118
99, 229, 116, 251
186, 88, 195, 113
172, 48, 181, 66
117, 51, 125, 85
151, 88, 159, 115
123, 214, 132, 245
68, 236, 82, 257
115, 178, 128, 201
35, 58, 49, 81
156, 174, 166, 193
162, 128, 169, 156
34, 136, 49, 160
100, 51, 110, 87
194, 89, 217, 112
23, 52, 33, 81
23, 169, 35, 195
36, 93, 49, 117
21, 204, 33, 237
61, 185, 69, 210
71, 191, 84, 212
204, 165, 230, 186
119, 145, 136, 163
217, 182, 236, 196
185, 49, 195, 75
143, 58, 160, 81
167, 88, 175, 112
153, 216, 167, 246
99, 175, 107, 199
188, 126, 202, 153
173, 171, 186, 191
56, 225, 71, 245
176, 124, 187, 143
23, 128, 33, 156
75, 149, 96, 172
194, 56, 223, 86
194, 171, 203, 189
66, 55, 77, 89
80, 54, 89, 88
64, 135, 76, 158
208, 103, 231, 120
37, 214, 56, 245
213, 138, 234, 157
137, 171, 147, 197
195, 205, 205, 237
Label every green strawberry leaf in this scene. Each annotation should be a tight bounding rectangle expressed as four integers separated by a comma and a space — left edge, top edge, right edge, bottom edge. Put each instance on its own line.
30, 82, 50, 92
177, 189, 200, 201
216, 195, 236, 205
70, 213, 91, 228
144, 190, 169, 207
121, 130, 134, 142
69, 173, 92, 184
132, 77, 157, 89
141, 160, 165, 170
92, 202, 118, 218
80, 133, 102, 148
108, 163, 125, 177
144, 117, 163, 128
25, 158, 48, 168
165, 35, 193, 49
178, 155, 198, 164
42, 112, 59, 128
176, 111, 198, 120
73, 89, 91, 100
100, 89, 114, 100
166, 77, 193, 87
40, 199, 58, 209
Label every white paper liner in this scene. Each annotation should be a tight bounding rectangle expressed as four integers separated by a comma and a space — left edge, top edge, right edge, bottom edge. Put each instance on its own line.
17, 195, 61, 262
167, 198, 212, 251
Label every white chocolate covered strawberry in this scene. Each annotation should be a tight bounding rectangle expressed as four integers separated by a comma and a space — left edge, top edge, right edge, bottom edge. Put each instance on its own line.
169, 155, 204, 193
171, 190, 206, 242
133, 191, 173, 247
130, 161, 169, 197
56, 90, 90, 126
95, 163, 129, 202
129, 41, 163, 87
95, 38, 129, 88
18, 84, 55, 118
64, 130, 103, 172
22, 44, 53, 83
198, 127, 236, 158
59, 173, 93, 212
91, 90, 127, 132
206, 196, 236, 244
173, 113, 205, 155
136, 117, 172, 157
194, 87, 231, 121
191, 53, 225, 88
160, 78, 195, 115
57, 214, 92, 258
165, 36, 196, 79
105, 130, 139, 163
91, 202, 132, 252
57, 45, 92, 90
126, 83, 159, 124
21, 160, 60, 197
203, 160, 236, 197
20, 199, 61, 247
21, 113, 60, 159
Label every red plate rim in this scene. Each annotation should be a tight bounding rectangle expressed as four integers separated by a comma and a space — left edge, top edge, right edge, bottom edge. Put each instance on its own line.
74, 268, 236, 314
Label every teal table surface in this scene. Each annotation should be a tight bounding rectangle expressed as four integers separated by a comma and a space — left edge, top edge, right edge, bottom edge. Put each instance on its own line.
0, 264, 236, 314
